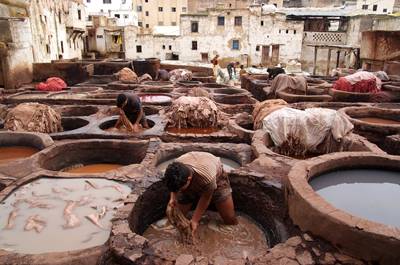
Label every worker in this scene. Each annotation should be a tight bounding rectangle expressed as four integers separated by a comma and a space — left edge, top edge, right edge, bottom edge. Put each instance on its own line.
164, 151, 238, 237
227, 61, 240, 80
115, 93, 148, 132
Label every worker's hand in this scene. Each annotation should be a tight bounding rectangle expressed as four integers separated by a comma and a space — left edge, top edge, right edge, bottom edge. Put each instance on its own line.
190, 219, 199, 238
132, 123, 141, 133
168, 198, 177, 208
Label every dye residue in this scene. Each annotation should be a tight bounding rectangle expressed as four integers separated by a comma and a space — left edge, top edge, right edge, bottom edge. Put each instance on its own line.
166, 127, 219, 134
139, 95, 171, 104
357, 117, 400, 125
0, 146, 39, 164
157, 157, 240, 173
310, 169, 400, 227
63, 163, 123, 174
143, 211, 268, 261
0, 178, 131, 254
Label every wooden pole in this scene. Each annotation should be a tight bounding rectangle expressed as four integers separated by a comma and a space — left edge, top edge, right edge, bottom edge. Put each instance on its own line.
326, 48, 331, 76
336, 50, 341, 68
313, 46, 318, 75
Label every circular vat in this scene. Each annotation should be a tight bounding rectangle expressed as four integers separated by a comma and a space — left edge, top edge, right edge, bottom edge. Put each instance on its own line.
138, 93, 172, 105
142, 81, 174, 87
57, 106, 99, 117
0, 132, 53, 165
340, 107, 400, 145
37, 139, 148, 172
214, 94, 257, 105
329, 88, 372, 102
176, 80, 203, 87
252, 129, 383, 160
87, 74, 117, 84
124, 174, 290, 263
61, 117, 90, 131
203, 83, 230, 89
212, 87, 247, 95
48, 92, 88, 100
192, 72, 216, 83
99, 117, 155, 134
0, 177, 131, 255
10, 91, 49, 100
70, 86, 102, 93
154, 144, 251, 173
87, 92, 120, 99
277, 88, 332, 103
286, 153, 400, 264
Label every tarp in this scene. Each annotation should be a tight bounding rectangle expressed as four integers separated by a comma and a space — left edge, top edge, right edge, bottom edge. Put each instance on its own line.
270, 74, 308, 96
334, 71, 381, 93
262, 107, 353, 156
36, 77, 67, 92
252, 99, 288, 130
169, 69, 192, 82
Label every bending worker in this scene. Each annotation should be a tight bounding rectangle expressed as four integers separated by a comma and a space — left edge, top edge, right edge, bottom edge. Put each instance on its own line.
164, 151, 238, 237
115, 93, 149, 132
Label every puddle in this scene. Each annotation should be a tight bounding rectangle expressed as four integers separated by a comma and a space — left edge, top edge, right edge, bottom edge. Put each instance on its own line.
143, 211, 268, 261
357, 117, 400, 125
310, 169, 400, 227
157, 157, 240, 173
166, 127, 219, 134
0, 178, 131, 254
0, 146, 39, 164
62, 163, 124, 174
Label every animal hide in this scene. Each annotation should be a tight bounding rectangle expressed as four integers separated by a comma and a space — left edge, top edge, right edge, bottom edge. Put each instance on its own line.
166, 204, 193, 244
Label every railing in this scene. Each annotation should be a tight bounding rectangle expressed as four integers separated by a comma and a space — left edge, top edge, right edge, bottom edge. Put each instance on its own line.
303, 31, 347, 45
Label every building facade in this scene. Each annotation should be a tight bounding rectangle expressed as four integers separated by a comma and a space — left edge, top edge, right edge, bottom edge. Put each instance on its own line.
84, 0, 138, 26
133, 0, 188, 31
356, 0, 397, 13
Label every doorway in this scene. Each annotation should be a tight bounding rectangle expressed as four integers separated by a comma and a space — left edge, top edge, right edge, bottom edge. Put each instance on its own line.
261, 45, 270, 66
271, 45, 280, 66
201, 52, 208, 62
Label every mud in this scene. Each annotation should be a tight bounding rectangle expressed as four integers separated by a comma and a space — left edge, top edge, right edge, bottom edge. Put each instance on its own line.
166, 127, 219, 134
143, 211, 268, 261
0, 178, 130, 254
0, 146, 39, 164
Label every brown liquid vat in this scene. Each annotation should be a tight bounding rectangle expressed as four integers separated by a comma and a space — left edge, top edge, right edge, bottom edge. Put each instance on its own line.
36, 139, 149, 173
286, 153, 400, 264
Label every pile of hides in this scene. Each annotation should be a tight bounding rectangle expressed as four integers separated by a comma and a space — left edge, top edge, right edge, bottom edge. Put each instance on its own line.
165, 96, 218, 128
333, 71, 381, 93
5, 103, 62, 133
166, 204, 193, 244
169, 69, 192, 82
252, 99, 288, 130
36, 77, 67, 92
138, 73, 153, 83
117, 67, 138, 83
270, 74, 308, 96
262, 107, 354, 157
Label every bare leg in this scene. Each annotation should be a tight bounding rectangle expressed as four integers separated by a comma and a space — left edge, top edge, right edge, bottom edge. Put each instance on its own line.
215, 195, 238, 225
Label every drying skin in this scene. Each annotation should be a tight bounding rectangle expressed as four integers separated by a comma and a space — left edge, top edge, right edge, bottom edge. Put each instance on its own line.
77, 195, 92, 206
4, 209, 19, 230
24, 215, 46, 233
85, 180, 99, 190
85, 213, 104, 229
63, 201, 81, 229
98, 206, 107, 219
166, 204, 193, 244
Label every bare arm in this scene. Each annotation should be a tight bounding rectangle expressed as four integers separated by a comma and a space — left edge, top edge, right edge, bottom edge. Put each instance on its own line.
133, 107, 144, 125
191, 189, 213, 224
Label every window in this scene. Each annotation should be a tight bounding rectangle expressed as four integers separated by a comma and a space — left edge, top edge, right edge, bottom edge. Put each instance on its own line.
58, 12, 61, 23
138, 21, 143, 27
158, 21, 164, 25
294, 30, 296, 34
162, 45, 166, 49
87, 0, 90, 2
60, 41, 64, 53
373, 4, 377, 11
145, 24, 149, 28
383, 8, 387, 12
172, 22, 177, 26
88, 15, 92, 21
261, 20, 264, 26
96, 35, 103, 38
122, 0, 126, 4
169, 45, 172, 50
158, 7, 163, 12
124, 14, 129, 19
234, 16, 242, 26
114, 14, 120, 18
145, 0, 148, 2
136, 45, 142, 53
137, 6, 142, 12
286, 29, 289, 34
256, 45, 260, 51
78, 10, 81, 20
145, 11, 149, 16
46, 44, 50, 54
217, 16, 225, 26
362, 4, 368, 9
191, 21, 199, 32
172, 7, 176, 12
103, 0, 111, 3
182, 7, 187, 12
192, 41, 198, 50
279, 29, 281, 33
232, 40, 239, 50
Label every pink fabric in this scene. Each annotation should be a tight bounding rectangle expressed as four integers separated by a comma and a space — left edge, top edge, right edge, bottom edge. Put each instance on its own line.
344, 71, 382, 89
36, 77, 67, 91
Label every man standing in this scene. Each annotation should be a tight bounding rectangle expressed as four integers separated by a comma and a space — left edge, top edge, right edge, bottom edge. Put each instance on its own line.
227, 61, 240, 80
115, 93, 149, 132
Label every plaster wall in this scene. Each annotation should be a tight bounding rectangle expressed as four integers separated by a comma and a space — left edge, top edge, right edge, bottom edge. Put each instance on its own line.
86, 0, 138, 26
356, 0, 395, 13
